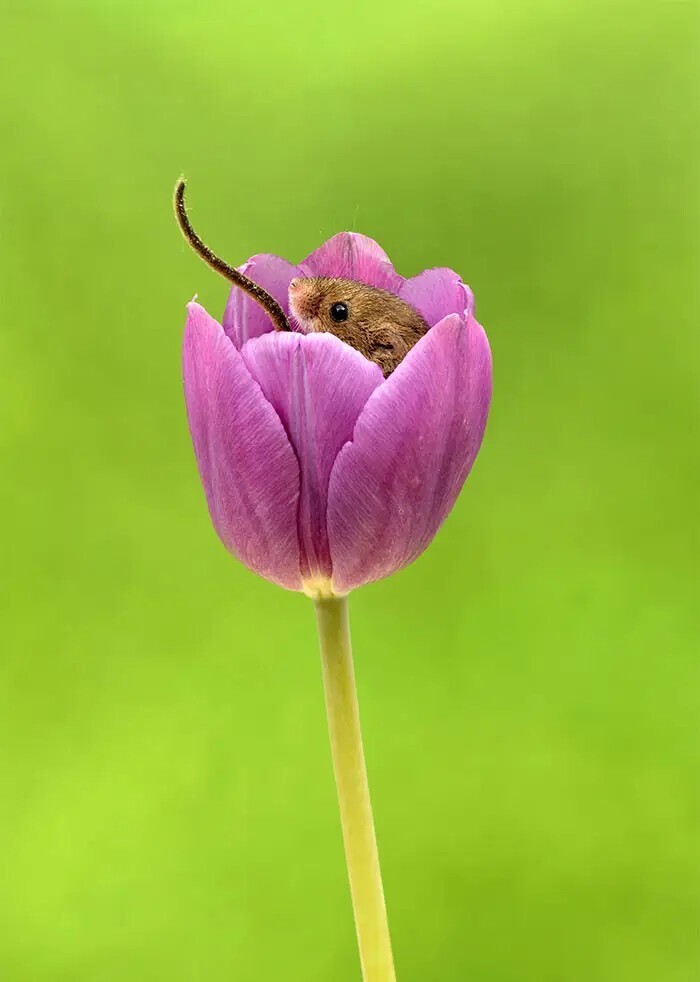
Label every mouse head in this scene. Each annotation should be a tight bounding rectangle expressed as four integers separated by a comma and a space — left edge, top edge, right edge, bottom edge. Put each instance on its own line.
289, 276, 428, 377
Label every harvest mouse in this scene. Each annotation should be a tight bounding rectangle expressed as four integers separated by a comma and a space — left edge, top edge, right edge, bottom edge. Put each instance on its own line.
289, 277, 429, 377
174, 179, 428, 375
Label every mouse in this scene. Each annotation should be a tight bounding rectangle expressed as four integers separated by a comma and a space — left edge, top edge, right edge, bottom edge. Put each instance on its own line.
289, 277, 429, 377
174, 179, 429, 375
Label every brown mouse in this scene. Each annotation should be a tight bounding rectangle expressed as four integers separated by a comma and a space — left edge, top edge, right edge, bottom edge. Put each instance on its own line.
289, 277, 429, 377
174, 179, 428, 375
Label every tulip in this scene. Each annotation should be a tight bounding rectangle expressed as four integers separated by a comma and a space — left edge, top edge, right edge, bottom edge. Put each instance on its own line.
175, 180, 492, 982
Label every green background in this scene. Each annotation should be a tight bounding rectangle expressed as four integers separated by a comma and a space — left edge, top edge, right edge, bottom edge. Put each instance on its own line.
1, 1, 697, 979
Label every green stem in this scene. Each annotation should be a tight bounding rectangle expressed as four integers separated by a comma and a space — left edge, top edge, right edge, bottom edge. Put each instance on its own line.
314, 596, 396, 982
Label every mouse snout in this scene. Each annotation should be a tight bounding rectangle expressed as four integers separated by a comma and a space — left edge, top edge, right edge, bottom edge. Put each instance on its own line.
288, 277, 317, 322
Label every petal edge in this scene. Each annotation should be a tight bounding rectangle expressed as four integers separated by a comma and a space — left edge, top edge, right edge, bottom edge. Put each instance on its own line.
241, 331, 383, 584
184, 302, 303, 590
327, 313, 492, 593
299, 232, 404, 292
222, 254, 301, 349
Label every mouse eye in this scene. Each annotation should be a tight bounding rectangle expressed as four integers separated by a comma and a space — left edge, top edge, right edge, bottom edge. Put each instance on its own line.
330, 302, 349, 323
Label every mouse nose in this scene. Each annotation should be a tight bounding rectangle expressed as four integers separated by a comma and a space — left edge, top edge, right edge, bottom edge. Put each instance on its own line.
288, 278, 307, 321
288, 277, 316, 324
288, 277, 311, 314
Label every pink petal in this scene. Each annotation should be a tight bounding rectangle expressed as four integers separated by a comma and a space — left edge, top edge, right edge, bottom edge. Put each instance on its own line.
222, 254, 301, 349
241, 332, 383, 586
327, 314, 492, 594
183, 303, 302, 590
399, 268, 474, 326
299, 232, 404, 293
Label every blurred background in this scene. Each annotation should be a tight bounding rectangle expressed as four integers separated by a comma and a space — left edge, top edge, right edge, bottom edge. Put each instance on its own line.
1, 0, 697, 979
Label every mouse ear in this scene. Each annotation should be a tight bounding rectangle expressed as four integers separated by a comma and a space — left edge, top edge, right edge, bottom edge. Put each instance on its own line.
367, 323, 412, 377
174, 178, 291, 333
372, 323, 406, 348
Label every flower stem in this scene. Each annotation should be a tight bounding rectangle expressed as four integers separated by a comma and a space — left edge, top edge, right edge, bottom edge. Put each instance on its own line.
314, 596, 396, 982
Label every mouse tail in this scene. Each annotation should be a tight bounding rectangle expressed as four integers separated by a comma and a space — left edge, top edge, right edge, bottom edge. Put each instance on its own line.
174, 178, 290, 333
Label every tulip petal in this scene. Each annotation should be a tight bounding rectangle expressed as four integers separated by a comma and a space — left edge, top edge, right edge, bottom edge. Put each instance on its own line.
299, 232, 404, 293
327, 314, 492, 594
399, 268, 474, 326
183, 302, 302, 590
223, 254, 301, 349
241, 332, 383, 586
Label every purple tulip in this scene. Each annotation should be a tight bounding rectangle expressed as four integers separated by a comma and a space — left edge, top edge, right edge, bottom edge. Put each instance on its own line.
183, 231, 492, 598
